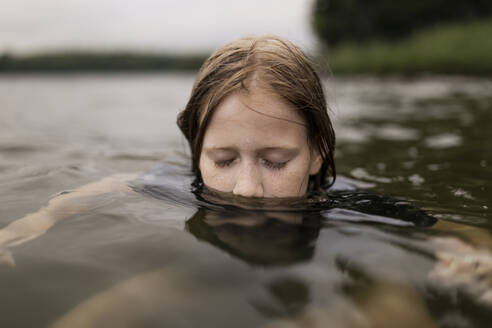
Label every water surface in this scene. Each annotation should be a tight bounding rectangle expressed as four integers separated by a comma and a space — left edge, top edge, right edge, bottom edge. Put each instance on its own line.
0, 74, 491, 327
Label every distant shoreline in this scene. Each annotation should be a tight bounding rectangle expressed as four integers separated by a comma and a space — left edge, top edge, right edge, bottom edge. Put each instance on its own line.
0, 52, 209, 73
2, 18, 492, 76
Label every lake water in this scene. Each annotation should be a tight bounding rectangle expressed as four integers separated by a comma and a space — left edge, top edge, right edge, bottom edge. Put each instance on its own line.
0, 74, 491, 327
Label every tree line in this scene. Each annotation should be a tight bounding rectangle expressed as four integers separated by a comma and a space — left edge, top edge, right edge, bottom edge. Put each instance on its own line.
312, 0, 492, 45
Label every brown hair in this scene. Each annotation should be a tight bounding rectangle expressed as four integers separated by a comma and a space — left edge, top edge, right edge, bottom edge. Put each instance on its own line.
177, 35, 336, 191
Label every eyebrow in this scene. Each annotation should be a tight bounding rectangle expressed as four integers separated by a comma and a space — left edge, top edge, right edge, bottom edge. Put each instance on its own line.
203, 147, 236, 153
203, 146, 299, 155
257, 147, 299, 156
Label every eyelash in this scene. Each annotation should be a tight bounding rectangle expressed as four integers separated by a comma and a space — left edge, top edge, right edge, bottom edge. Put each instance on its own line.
214, 159, 288, 170
214, 159, 235, 168
261, 159, 288, 170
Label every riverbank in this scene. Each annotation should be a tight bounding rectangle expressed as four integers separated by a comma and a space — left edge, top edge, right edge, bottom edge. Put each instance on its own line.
321, 18, 492, 75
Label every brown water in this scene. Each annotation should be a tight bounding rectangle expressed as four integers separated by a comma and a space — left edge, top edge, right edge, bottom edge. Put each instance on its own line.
0, 74, 491, 327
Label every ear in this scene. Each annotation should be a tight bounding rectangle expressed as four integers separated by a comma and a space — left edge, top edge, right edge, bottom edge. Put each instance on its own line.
309, 149, 323, 176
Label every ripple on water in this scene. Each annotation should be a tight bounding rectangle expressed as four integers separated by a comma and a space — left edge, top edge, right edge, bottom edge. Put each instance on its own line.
425, 133, 463, 149
0, 144, 42, 153
408, 174, 425, 186
373, 124, 420, 141
110, 153, 165, 161
350, 168, 392, 184
452, 188, 474, 200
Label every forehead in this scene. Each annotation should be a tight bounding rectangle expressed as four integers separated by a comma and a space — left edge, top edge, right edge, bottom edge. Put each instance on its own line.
202, 88, 308, 148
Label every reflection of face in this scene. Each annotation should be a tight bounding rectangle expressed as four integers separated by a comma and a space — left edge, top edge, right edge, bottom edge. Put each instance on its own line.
185, 209, 321, 266
199, 88, 321, 198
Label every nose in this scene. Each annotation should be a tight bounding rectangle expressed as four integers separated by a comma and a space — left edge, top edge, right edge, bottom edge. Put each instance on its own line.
232, 162, 264, 198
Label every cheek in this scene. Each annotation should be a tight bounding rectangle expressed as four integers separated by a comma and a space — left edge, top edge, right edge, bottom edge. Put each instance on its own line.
263, 161, 312, 197
199, 157, 236, 192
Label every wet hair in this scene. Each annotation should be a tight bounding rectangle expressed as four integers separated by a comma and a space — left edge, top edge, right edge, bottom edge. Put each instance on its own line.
177, 35, 336, 191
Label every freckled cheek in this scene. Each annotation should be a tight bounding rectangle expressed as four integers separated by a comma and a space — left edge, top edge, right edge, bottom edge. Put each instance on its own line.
262, 167, 310, 197
200, 161, 236, 192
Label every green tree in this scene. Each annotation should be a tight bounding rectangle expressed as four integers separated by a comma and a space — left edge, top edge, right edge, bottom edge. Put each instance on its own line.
312, 0, 492, 45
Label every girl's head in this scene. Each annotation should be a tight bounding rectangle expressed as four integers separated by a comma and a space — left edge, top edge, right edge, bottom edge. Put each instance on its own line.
177, 35, 335, 198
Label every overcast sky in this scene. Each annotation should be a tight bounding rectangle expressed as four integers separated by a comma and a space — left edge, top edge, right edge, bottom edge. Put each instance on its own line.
0, 0, 317, 54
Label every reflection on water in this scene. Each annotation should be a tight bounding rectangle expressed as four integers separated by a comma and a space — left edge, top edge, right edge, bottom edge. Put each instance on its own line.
186, 209, 320, 266
0, 74, 491, 327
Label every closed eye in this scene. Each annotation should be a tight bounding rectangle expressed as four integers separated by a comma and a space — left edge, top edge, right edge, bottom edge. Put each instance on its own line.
214, 159, 235, 168
261, 158, 288, 170
214, 158, 289, 170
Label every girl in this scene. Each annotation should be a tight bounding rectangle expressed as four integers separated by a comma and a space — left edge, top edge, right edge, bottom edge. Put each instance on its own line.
176, 35, 335, 198
1, 36, 490, 315
0, 35, 337, 254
